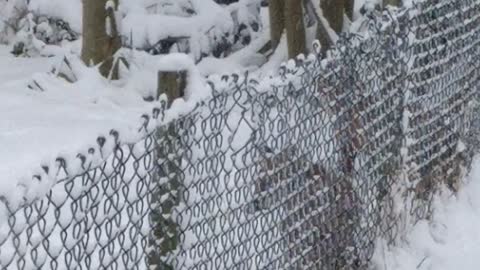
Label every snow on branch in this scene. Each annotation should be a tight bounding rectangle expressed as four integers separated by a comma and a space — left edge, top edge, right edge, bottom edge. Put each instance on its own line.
122, 0, 235, 61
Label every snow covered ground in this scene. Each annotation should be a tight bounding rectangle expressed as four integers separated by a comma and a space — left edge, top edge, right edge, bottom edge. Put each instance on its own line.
0, 45, 154, 207
374, 156, 480, 270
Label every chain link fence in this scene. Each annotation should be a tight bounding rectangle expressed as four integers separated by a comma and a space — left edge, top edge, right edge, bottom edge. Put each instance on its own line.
1, 0, 480, 269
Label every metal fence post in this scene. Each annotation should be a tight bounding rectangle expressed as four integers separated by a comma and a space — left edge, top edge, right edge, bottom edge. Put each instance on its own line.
149, 70, 187, 270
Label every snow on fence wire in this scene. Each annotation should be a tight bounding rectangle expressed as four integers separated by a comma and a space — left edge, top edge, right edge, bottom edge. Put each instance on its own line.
1, 0, 480, 269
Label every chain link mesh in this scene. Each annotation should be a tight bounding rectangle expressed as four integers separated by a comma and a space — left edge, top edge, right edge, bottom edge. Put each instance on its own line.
1, 0, 480, 269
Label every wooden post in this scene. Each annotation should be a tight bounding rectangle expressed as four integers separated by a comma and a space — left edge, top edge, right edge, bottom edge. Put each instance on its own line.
303, 0, 334, 55
320, 0, 345, 34
285, 0, 307, 59
345, 0, 355, 21
269, 0, 286, 49
157, 71, 187, 104
149, 71, 187, 270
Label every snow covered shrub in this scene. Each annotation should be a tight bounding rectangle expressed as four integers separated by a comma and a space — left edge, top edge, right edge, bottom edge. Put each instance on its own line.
214, 0, 268, 6
122, 0, 263, 61
0, 0, 29, 44
0, 0, 80, 56
25, 16, 77, 45
214, 0, 239, 4
2, 0, 263, 62
27, 0, 82, 32
10, 13, 79, 57
228, 0, 263, 50
40, 17, 78, 43
122, 0, 236, 61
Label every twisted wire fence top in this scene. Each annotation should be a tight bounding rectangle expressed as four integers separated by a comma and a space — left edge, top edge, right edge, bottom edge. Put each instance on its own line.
1, 0, 480, 269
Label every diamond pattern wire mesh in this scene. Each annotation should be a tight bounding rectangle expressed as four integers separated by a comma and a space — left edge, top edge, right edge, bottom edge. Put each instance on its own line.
1, 0, 480, 269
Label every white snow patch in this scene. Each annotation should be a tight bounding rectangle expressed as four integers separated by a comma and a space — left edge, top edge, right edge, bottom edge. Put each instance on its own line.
28, 0, 82, 33
0, 46, 205, 210
374, 156, 480, 270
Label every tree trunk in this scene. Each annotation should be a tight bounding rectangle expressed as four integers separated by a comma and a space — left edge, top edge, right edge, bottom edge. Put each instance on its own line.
301, 0, 330, 55
383, 0, 401, 7
315, 21, 333, 55
269, 0, 285, 49
81, 0, 122, 79
285, 0, 306, 59
321, 0, 345, 33
345, 0, 354, 21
